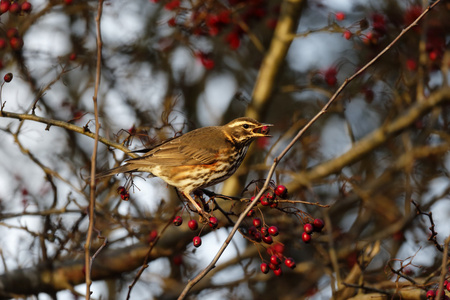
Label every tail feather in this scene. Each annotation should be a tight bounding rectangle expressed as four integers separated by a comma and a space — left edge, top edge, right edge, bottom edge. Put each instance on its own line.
94, 164, 138, 179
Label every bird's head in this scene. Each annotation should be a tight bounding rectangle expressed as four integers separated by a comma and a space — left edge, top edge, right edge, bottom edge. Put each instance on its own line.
223, 117, 273, 146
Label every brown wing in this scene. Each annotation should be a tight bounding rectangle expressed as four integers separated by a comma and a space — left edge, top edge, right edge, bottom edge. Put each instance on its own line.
126, 126, 227, 166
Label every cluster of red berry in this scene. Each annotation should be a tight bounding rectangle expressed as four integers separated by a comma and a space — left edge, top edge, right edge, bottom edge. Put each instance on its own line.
301, 218, 324, 243
245, 184, 326, 276
323, 67, 337, 87
257, 219, 325, 277
259, 243, 295, 276
0, 0, 33, 71
249, 184, 287, 208
324, 5, 444, 90
426, 278, 450, 299
117, 186, 130, 201
0, 28, 23, 54
0, 0, 32, 15
172, 215, 219, 248
246, 215, 279, 245
152, 0, 280, 69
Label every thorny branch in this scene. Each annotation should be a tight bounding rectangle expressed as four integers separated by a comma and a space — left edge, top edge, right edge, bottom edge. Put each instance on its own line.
411, 200, 444, 253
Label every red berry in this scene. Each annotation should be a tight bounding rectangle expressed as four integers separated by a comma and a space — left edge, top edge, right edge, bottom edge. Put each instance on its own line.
274, 185, 287, 198
313, 218, 325, 232
188, 220, 198, 231
304, 223, 314, 234
247, 208, 255, 217
269, 262, 278, 270
0, 0, 10, 14
262, 235, 273, 244
120, 192, 130, 201
117, 186, 126, 194
429, 50, 438, 61
147, 230, 158, 243
206, 14, 220, 27
253, 231, 262, 242
10, 37, 24, 51
302, 232, 311, 243
218, 10, 231, 23
225, 31, 240, 50
260, 262, 269, 274
208, 26, 220, 36
372, 13, 386, 35
173, 215, 183, 226
268, 226, 279, 236
6, 28, 18, 39
363, 31, 377, 45
272, 243, 285, 255
167, 17, 176, 27
406, 59, 417, 71
3, 72, 12, 82
192, 236, 202, 247
200, 56, 214, 69
260, 197, 270, 206
209, 216, 218, 228
253, 217, 261, 228
173, 254, 183, 265
335, 12, 345, 21
261, 125, 270, 135
69, 53, 77, 61
446, 282, 450, 292
64, 0, 73, 4
164, 0, 180, 10
343, 30, 352, 40
284, 257, 296, 269
273, 268, 282, 276
324, 67, 337, 86
270, 255, 281, 265
270, 202, 278, 208
8, 2, 19, 14
426, 290, 435, 299
261, 226, 269, 236
21, 2, 32, 13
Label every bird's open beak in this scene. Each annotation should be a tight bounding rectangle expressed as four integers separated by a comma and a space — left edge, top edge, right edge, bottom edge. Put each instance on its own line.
253, 123, 273, 137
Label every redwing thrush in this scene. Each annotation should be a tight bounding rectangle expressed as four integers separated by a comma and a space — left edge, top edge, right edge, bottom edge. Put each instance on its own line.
96, 117, 272, 215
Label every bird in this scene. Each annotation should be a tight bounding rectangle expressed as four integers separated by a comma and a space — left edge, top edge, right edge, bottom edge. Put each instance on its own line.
96, 117, 272, 216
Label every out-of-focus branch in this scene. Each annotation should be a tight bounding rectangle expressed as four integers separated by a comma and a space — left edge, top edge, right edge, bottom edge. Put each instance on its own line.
85, 1, 105, 299
337, 241, 381, 299
221, 0, 305, 197
289, 87, 450, 189
0, 241, 171, 300
0, 110, 138, 159
247, 0, 304, 120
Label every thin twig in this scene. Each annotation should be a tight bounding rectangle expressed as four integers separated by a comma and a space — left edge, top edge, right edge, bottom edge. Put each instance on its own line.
85, 1, 104, 299
177, 1, 442, 298
436, 236, 450, 300
126, 218, 174, 300
0, 110, 137, 159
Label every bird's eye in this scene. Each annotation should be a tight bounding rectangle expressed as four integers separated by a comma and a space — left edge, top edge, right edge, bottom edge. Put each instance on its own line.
242, 124, 250, 129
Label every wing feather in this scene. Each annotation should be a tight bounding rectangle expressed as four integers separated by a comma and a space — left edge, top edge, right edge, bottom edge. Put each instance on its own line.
125, 126, 228, 166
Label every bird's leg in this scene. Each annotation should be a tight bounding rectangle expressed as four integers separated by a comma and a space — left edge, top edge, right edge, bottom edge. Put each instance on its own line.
182, 192, 210, 220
